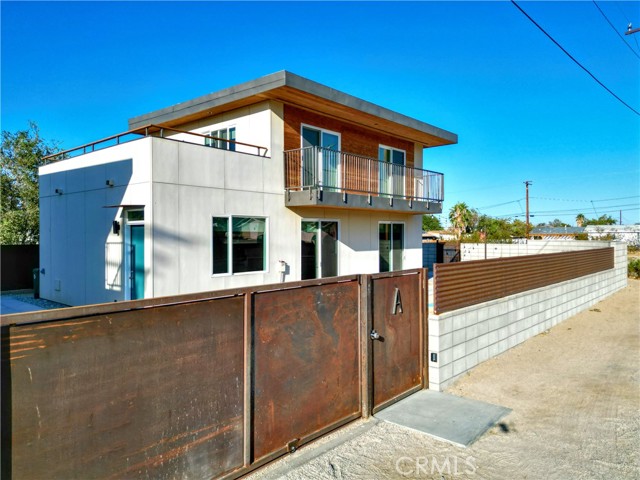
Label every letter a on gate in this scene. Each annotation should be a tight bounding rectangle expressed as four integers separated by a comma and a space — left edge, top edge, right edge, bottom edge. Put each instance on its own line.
392, 287, 403, 315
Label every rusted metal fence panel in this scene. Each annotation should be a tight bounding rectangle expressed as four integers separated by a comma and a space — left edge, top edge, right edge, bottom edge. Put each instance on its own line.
1, 272, 431, 479
2, 297, 245, 479
371, 270, 426, 413
252, 280, 361, 462
433, 247, 614, 314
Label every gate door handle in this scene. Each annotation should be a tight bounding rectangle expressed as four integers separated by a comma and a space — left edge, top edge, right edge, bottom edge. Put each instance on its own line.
370, 329, 381, 341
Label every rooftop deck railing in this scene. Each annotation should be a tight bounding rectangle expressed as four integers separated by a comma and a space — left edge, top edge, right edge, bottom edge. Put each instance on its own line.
284, 146, 444, 203
42, 124, 269, 163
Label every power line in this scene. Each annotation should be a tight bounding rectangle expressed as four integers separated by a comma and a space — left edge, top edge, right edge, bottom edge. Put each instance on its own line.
476, 199, 524, 210
593, 1, 640, 59
531, 195, 640, 203
496, 202, 640, 217
516, 207, 640, 219
511, 0, 640, 116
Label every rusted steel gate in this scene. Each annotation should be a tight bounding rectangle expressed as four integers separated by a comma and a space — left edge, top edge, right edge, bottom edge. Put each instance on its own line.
433, 247, 614, 314
1, 270, 428, 479
369, 270, 427, 413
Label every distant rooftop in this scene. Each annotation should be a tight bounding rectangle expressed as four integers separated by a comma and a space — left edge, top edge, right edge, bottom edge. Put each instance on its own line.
531, 226, 585, 235
128, 71, 458, 148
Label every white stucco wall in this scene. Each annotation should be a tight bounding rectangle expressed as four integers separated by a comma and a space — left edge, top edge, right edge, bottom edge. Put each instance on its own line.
39, 101, 428, 305
148, 135, 424, 296
165, 101, 273, 157
39, 138, 153, 306
149, 135, 295, 295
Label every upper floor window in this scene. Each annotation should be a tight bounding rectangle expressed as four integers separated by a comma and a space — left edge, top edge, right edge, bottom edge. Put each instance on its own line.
378, 145, 405, 166
205, 126, 236, 151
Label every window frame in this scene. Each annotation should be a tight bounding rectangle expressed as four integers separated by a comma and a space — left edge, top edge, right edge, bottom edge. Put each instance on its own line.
377, 221, 405, 273
205, 126, 237, 151
300, 123, 342, 150
378, 144, 406, 166
378, 145, 407, 197
211, 215, 268, 277
300, 218, 341, 280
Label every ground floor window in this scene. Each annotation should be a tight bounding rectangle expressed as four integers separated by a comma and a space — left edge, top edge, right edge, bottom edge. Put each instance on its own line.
379, 222, 404, 272
212, 216, 266, 274
301, 220, 339, 280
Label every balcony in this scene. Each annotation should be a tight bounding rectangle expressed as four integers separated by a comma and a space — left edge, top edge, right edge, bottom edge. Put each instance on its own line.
284, 146, 444, 214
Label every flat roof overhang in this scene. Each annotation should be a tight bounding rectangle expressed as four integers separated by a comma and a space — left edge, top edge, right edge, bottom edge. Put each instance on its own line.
128, 71, 458, 148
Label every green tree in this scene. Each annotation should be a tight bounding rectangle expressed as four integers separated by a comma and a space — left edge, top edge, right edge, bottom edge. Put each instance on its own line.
575, 213, 586, 227
422, 215, 442, 232
448, 202, 478, 240
583, 214, 617, 226
550, 218, 570, 228
1, 122, 60, 244
511, 219, 528, 238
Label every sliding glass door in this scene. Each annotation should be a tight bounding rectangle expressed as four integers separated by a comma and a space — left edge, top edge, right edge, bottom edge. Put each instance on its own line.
302, 126, 340, 189
379, 222, 404, 272
301, 220, 339, 279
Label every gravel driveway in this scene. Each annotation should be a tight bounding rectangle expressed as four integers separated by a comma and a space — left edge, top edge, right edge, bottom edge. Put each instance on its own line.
250, 280, 640, 479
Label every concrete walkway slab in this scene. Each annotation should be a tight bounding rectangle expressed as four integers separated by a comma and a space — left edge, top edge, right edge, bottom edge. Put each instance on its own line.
375, 390, 511, 447
0, 296, 44, 315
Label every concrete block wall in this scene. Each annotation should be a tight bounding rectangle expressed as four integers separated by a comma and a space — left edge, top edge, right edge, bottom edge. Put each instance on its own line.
461, 239, 615, 261
428, 242, 627, 391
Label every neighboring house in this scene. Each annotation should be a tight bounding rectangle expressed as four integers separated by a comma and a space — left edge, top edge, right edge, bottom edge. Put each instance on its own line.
585, 224, 640, 246
530, 226, 585, 240
39, 71, 457, 306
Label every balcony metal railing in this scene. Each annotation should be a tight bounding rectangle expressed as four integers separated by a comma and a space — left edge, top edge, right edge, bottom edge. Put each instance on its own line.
284, 146, 444, 203
42, 124, 269, 163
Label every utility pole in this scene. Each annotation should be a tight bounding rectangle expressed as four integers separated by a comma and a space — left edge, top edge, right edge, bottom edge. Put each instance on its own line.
524, 181, 532, 239
626, 24, 640, 35
620, 209, 622, 225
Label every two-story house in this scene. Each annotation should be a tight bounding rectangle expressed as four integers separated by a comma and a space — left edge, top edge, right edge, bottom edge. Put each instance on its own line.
38, 71, 457, 306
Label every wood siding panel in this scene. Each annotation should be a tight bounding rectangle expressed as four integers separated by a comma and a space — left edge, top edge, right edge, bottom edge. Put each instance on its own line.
284, 105, 415, 166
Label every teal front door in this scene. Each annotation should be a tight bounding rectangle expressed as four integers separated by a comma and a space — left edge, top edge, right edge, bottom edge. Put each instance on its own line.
130, 225, 145, 300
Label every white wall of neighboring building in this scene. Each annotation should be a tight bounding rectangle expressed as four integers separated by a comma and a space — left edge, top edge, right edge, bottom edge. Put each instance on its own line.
461, 239, 619, 261
585, 225, 640, 246
39, 138, 153, 306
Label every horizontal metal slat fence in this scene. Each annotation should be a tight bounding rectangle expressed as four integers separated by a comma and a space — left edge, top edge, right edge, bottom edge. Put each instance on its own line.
433, 247, 614, 314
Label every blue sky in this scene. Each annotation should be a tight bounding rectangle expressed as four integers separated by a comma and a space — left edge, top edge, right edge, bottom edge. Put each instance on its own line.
2, 1, 639, 226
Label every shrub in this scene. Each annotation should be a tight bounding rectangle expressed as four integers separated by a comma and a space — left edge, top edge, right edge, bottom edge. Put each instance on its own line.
628, 259, 640, 279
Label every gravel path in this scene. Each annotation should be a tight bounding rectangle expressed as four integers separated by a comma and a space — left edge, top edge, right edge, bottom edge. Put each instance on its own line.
250, 280, 640, 479
1, 290, 68, 310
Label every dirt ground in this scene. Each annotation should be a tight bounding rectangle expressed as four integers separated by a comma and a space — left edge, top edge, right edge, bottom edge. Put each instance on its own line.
249, 280, 640, 479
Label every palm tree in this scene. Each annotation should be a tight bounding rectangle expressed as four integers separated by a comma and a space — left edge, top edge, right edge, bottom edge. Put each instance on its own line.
449, 202, 476, 240
576, 213, 586, 227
